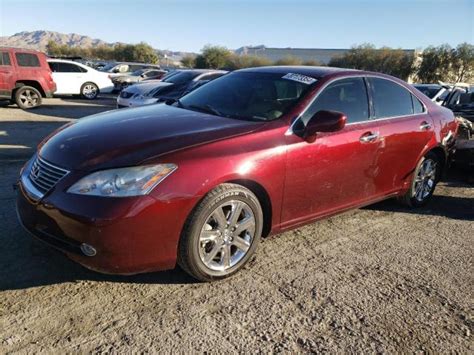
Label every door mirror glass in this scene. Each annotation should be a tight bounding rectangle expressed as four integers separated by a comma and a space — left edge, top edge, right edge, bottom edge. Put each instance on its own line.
305, 110, 346, 137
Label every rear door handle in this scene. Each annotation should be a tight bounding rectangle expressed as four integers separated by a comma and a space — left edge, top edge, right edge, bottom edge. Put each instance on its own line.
420, 121, 432, 131
360, 132, 379, 143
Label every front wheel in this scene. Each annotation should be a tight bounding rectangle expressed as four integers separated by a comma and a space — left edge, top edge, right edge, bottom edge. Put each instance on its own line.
178, 184, 263, 281
15, 86, 42, 109
81, 82, 99, 100
399, 152, 440, 207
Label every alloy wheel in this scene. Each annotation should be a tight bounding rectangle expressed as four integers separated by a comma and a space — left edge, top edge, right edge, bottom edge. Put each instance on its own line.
198, 200, 256, 271
413, 158, 437, 202
82, 84, 98, 99
19, 89, 39, 108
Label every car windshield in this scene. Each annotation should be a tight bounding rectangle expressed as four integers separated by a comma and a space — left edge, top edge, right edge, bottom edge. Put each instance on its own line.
163, 71, 200, 85
179, 71, 316, 121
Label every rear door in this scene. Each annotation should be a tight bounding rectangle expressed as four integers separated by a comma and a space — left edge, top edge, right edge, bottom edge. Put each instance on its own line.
367, 77, 434, 193
0, 51, 14, 99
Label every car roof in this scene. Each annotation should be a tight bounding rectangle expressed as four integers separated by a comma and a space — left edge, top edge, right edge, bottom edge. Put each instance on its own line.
237, 66, 358, 79
0, 47, 45, 54
47, 58, 86, 65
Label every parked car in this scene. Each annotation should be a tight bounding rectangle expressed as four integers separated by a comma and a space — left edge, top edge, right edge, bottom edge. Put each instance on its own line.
0, 47, 56, 109
48, 59, 114, 99
413, 84, 451, 105
16, 66, 458, 281
98, 62, 161, 76
116, 69, 226, 108
112, 68, 168, 91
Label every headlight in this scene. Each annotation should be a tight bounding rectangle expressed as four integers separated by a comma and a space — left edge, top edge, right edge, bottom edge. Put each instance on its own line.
67, 164, 177, 197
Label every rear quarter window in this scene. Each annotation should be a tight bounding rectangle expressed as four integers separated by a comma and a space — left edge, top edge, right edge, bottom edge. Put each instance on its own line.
15, 53, 41, 67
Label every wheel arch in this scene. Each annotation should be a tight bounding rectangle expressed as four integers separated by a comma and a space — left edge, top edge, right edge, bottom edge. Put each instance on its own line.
427, 145, 448, 179
226, 178, 272, 238
15, 81, 46, 97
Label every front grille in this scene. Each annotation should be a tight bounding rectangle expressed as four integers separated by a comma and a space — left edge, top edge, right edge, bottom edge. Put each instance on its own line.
28, 156, 69, 194
120, 91, 133, 99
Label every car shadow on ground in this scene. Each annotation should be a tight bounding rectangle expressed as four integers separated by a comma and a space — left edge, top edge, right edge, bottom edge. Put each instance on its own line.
0, 95, 116, 119
0, 233, 196, 292
0, 121, 69, 161
365, 170, 474, 221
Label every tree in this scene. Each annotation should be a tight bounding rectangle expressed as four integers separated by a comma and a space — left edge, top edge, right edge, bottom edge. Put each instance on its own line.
416, 44, 453, 83
302, 59, 323, 66
451, 43, 474, 83
274, 56, 303, 66
195, 45, 233, 69
226, 54, 272, 69
181, 55, 196, 68
329, 44, 415, 80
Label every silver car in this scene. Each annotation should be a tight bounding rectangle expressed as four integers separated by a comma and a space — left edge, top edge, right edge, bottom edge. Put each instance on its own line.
116, 69, 227, 109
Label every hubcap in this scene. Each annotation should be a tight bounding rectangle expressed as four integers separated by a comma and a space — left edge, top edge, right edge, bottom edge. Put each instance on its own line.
199, 200, 256, 271
413, 158, 437, 202
19, 89, 39, 107
83, 84, 98, 99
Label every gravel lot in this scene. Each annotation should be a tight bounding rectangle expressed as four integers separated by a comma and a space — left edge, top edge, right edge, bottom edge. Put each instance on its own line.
0, 98, 473, 353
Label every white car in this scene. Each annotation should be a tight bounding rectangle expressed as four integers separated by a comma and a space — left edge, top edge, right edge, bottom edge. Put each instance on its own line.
47, 59, 114, 99
116, 80, 170, 108
116, 69, 226, 108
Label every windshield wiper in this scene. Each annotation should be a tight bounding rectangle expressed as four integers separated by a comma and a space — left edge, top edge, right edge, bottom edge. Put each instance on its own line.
187, 104, 223, 117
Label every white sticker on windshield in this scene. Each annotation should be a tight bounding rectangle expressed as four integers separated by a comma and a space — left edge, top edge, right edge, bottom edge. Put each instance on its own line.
282, 73, 317, 85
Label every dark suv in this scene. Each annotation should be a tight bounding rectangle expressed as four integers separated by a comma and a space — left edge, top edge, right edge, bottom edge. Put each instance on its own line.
0, 47, 56, 109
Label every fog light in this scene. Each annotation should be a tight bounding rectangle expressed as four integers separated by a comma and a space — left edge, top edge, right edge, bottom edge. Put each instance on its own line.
80, 243, 96, 257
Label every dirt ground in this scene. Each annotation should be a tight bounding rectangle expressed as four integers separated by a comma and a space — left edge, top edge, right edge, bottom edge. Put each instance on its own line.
0, 97, 473, 353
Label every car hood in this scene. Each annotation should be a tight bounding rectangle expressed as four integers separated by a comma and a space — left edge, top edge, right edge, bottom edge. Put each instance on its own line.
39, 104, 265, 171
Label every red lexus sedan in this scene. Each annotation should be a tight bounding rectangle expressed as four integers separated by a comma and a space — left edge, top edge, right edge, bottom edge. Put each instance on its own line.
16, 66, 458, 281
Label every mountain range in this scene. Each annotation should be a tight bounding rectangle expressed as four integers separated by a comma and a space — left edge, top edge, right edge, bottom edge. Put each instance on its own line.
0, 30, 195, 60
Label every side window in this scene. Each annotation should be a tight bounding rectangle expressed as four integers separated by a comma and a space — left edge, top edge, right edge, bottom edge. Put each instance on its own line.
0, 52, 11, 66
302, 77, 369, 124
370, 78, 413, 118
57, 63, 86, 73
412, 94, 425, 114
48, 62, 59, 72
15, 53, 40, 67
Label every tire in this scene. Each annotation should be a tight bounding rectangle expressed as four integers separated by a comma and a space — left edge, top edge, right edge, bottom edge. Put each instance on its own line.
399, 151, 440, 207
15, 86, 42, 109
178, 183, 263, 282
80, 82, 99, 100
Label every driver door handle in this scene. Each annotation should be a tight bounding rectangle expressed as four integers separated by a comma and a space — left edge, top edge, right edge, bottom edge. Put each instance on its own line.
360, 132, 379, 143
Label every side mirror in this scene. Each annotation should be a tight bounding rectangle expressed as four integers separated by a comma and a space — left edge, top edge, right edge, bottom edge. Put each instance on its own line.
304, 110, 346, 138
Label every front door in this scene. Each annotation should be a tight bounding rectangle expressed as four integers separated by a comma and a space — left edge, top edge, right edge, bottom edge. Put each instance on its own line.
282, 77, 384, 228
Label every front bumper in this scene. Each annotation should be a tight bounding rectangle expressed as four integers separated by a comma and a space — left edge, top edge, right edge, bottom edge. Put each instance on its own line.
16, 160, 196, 275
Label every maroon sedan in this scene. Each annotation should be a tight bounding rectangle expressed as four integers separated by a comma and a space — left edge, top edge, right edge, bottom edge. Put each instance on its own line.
16, 66, 458, 281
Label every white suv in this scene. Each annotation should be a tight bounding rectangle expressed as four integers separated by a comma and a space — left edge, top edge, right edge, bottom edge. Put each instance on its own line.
47, 59, 114, 99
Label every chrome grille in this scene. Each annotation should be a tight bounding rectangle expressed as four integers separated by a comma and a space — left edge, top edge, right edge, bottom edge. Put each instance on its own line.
28, 156, 69, 194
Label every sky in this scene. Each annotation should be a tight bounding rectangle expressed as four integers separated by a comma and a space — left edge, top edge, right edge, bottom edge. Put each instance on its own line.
0, 0, 472, 52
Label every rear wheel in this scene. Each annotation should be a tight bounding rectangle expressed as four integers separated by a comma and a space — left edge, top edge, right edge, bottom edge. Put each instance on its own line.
178, 184, 263, 281
399, 151, 440, 207
81, 82, 99, 100
15, 86, 42, 109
